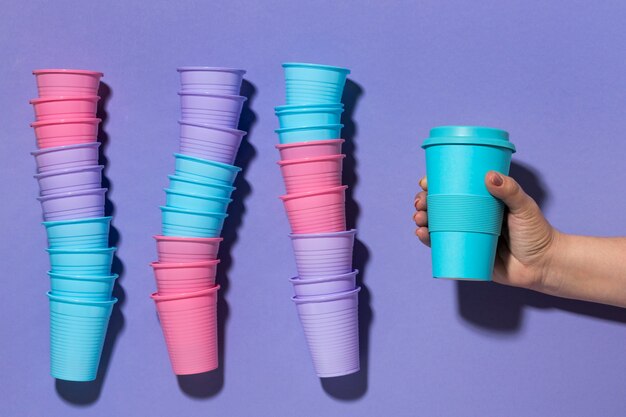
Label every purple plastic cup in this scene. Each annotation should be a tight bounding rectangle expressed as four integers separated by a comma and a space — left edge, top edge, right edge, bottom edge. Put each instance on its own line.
289, 270, 357, 297
31, 143, 100, 173
178, 92, 247, 129
292, 288, 360, 378
178, 120, 246, 165
177, 67, 246, 95
37, 188, 106, 221
290, 230, 356, 279
34, 165, 103, 196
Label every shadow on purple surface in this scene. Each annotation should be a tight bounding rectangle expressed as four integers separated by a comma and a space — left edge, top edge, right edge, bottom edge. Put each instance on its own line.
176, 79, 257, 398
320, 79, 373, 401
456, 160, 626, 333
55, 82, 127, 405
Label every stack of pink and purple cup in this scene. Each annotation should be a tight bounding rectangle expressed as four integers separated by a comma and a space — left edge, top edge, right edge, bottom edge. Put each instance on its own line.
150, 67, 247, 376
275, 63, 360, 378
29, 69, 117, 382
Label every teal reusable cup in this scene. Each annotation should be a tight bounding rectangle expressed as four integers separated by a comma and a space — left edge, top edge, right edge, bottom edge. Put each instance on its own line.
422, 126, 516, 280
43, 216, 111, 249
48, 271, 118, 300
47, 247, 116, 276
174, 153, 241, 185
48, 293, 117, 381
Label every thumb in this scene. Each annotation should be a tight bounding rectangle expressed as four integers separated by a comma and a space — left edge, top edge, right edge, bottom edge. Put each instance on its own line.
485, 171, 537, 216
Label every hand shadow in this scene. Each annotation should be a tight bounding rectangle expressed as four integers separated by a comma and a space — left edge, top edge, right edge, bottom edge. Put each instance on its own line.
55, 82, 127, 405
321, 79, 373, 401
456, 160, 626, 333
177, 79, 257, 398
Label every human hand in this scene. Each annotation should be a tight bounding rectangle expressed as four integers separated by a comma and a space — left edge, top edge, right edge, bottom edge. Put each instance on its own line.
413, 172, 560, 292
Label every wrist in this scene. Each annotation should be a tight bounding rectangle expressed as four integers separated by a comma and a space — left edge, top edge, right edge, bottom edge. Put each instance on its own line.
535, 229, 567, 295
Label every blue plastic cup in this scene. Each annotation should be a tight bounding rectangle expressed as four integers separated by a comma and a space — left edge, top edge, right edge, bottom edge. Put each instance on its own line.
422, 126, 516, 280
275, 104, 344, 129
48, 271, 118, 300
47, 247, 116, 276
174, 153, 241, 185
167, 174, 235, 199
43, 216, 111, 249
48, 293, 117, 381
282, 63, 350, 105
160, 206, 228, 238
275, 124, 343, 144
164, 188, 231, 213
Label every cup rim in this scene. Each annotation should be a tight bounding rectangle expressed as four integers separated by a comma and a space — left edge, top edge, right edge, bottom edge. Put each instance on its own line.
47, 291, 117, 305
178, 119, 246, 136
29, 95, 101, 105
177, 91, 247, 102
36, 187, 107, 202
275, 124, 343, 134
274, 103, 344, 114
282, 62, 351, 74
153, 235, 224, 243
34, 164, 104, 179
167, 174, 235, 191
177, 66, 246, 75
31, 142, 100, 156
288, 228, 356, 239
164, 188, 232, 203
290, 269, 359, 284
174, 153, 242, 172
46, 246, 116, 255
150, 259, 221, 269
33, 69, 104, 76
150, 285, 220, 301
159, 206, 229, 218
48, 271, 119, 281
275, 139, 344, 150
279, 185, 347, 201
31, 117, 102, 128
291, 287, 361, 304
277, 154, 345, 167
43, 216, 112, 227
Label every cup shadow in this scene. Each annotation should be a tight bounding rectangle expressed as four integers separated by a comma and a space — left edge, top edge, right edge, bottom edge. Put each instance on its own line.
176, 80, 257, 398
55, 82, 126, 405
320, 79, 373, 401
456, 160, 626, 332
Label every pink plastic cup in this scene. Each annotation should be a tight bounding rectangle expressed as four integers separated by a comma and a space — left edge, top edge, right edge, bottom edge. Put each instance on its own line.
37, 188, 106, 221
151, 260, 220, 295
178, 92, 247, 129
276, 139, 344, 161
278, 154, 345, 194
151, 286, 220, 375
154, 235, 222, 263
31, 143, 101, 173
280, 186, 347, 234
33, 69, 103, 97
293, 288, 360, 378
290, 270, 357, 297
290, 229, 356, 278
34, 165, 103, 196
31, 118, 101, 149
30, 96, 100, 121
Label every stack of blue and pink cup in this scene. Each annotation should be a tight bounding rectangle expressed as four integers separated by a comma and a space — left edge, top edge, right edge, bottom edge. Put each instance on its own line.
150, 67, 247, 375
275, 63, 361, 378
29, 69, 117, 382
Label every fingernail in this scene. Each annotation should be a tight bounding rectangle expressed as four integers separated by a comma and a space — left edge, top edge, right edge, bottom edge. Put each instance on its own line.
414, 197, 420, 206
491, 172, 504, 186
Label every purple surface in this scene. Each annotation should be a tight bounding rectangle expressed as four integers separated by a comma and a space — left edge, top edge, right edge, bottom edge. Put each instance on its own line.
2, 0, 626, 416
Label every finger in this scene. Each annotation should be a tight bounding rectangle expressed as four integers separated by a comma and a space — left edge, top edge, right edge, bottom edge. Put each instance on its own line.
419, 176, 428, 191
415, 226, 431, 247
485, 171, 539, 217
413, 210, 428, 227
414, 191, 427, 210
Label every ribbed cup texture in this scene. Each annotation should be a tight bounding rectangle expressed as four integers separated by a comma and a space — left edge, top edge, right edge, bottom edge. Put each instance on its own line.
427, 194, 505, 235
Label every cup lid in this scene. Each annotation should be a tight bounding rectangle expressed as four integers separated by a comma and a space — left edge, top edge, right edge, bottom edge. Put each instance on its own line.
422, 126, 516, 152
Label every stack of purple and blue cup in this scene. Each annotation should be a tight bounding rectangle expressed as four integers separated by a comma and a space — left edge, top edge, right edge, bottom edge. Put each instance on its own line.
29, 69, 117, 382
274, 63, 361, 378
151, 67, 248, 375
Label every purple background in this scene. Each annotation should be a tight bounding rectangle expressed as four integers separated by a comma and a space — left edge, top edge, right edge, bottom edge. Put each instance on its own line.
2, 1, 626, 415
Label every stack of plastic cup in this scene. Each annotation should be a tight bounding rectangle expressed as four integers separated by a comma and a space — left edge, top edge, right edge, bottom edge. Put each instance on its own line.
151, 67, 247, 375
274, 63, 360, 378
29, 69, 118, 382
